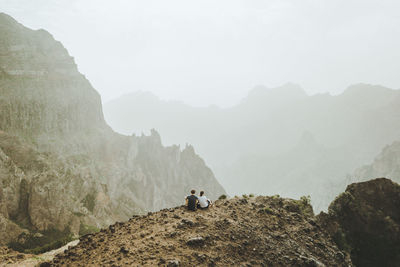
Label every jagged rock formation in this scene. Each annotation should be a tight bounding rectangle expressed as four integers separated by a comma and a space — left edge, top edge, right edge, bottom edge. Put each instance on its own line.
44, 196, 352, 266
0, 13, 225, 248
318, 178, 400, 267
352, 141, 400, 184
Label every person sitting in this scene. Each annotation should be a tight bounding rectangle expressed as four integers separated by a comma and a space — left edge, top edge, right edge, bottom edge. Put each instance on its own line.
197, 191, 212, 209
185, 189, 198, 211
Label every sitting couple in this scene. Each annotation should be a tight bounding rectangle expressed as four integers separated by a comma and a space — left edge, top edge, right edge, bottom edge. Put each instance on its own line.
185, 189, 212, 211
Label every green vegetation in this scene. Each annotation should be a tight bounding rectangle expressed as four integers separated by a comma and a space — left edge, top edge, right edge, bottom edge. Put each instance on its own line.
262, 207, 274, 215
218, 194, 227, 200
8, 228, 74, 255
249, 193, 255, 197
295, 195, 314, 217
82, 193, 96, 212
32, 255, 45, 261
79, 223, 100, 236
242, 194, 248, 199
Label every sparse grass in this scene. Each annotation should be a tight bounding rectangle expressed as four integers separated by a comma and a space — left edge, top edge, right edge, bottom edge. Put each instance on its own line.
8, 228, 74, 255
262, 207, 274, 215
218, 194, 227, 200
32, 255, 45, 261
295, 195, 314, 217
79, 223, 100, 236
82, 193, 96, 212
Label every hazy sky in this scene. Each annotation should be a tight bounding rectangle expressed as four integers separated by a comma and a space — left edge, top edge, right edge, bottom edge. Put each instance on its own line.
1, 0, 399, 106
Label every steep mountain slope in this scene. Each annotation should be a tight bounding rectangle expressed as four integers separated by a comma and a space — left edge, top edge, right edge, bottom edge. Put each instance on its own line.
352, 141, 400, 184
318, 178, 400, 267
44, 196, 352, 266
0, 13, 225, 247
104, 84, 400, 210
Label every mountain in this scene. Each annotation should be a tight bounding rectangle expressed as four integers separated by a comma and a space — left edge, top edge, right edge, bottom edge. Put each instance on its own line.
104, 83, 400, 210
43, 195, 352, 266
352, 141, 400, 184
0, 13, 225, 249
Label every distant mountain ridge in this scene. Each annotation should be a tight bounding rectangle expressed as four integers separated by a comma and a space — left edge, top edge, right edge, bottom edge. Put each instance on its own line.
104, 83, 400, 210
352, 141, 400, 184
0, 13, 225, 248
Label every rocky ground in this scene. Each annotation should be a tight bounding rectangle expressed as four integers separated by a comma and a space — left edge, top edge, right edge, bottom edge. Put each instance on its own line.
43, 196, 352, 266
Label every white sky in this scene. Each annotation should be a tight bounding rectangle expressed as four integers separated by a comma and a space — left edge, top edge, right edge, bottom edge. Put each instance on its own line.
1, 0, 399, 107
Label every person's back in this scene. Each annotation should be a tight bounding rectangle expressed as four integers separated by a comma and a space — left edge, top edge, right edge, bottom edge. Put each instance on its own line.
198, 191, 211, 209
185, 189, 198, 211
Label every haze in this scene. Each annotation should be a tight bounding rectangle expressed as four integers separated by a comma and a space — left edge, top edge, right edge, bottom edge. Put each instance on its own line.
1, 0, 399, 107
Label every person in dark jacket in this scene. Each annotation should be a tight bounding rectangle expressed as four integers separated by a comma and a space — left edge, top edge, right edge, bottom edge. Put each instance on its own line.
185, 189, 198, 211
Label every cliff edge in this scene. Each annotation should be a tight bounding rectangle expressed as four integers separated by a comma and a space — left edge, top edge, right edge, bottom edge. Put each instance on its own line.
45, 196, 352, 266
0, 12, 225, 249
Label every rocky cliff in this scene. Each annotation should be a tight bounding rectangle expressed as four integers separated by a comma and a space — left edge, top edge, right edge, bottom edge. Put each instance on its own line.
44, 196, 352, 266
0, 12, 225, 248
318, 178, 400, 267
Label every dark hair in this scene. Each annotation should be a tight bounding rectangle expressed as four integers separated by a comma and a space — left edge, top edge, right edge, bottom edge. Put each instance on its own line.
200, 191, 204, 196
191, 189, 196, 194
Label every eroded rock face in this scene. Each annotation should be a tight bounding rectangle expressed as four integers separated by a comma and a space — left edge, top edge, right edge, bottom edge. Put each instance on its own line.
353, 141, 400, 184
0, 13, 225, 247
319, 178, 400, 267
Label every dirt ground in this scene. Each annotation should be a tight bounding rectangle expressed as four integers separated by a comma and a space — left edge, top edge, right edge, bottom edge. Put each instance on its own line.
44, 196, 352, 266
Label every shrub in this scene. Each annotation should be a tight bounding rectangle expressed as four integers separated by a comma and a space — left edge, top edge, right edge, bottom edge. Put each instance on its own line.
296, 195, 314, 217
263, 207, 274, 215
242, 194, 248, 199
218, 194, 227, 200
8, 228, 74, 255
249, 194, 255, 197
82, 193, 96, 212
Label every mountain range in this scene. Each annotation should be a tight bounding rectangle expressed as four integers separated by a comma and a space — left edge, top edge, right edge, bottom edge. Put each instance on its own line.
104, 83, 400, 210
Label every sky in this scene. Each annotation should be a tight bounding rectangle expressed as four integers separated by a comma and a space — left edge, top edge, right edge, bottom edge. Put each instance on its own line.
1, 0, 399, 107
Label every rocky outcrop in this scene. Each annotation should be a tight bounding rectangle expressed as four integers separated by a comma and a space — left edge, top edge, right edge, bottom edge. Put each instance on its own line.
318, 178, 400, 267
0, 12, 225, 248
44, 196, 352, 266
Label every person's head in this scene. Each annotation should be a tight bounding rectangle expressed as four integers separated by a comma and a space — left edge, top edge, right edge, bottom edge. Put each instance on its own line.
200, 191, 204, 196
191, 189, 196, 195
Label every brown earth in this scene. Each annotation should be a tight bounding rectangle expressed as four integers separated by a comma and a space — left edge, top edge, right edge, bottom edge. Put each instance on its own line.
0, 247, 28, 266
43, 196, 352, 266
